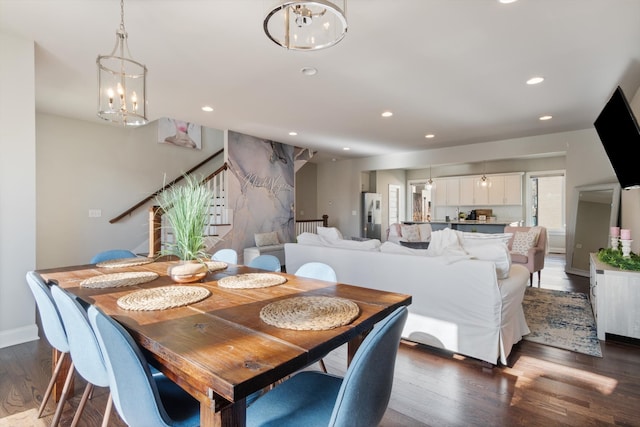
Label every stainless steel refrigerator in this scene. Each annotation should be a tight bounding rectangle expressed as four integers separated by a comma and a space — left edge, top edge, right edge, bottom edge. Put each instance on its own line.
362, 192, 382, 239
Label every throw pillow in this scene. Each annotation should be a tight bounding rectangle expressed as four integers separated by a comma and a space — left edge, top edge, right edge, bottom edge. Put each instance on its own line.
255, 231, 279, 247
297, 232, 323, 246
400, 224, 421, 242
317, 226, 344, 241
511, 230, 539, 255
417, 223, 432, 242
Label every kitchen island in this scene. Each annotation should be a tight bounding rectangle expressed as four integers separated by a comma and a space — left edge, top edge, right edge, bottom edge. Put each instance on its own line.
404, 220, 516, 234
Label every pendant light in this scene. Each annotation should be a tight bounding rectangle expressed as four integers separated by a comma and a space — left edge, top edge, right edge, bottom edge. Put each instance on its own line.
264, 0, 348, 50
425, 166, 434, 191
479, 162, 490, 187
97, 0, 148, 126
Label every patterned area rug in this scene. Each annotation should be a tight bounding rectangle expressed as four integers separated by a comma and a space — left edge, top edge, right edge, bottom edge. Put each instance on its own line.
522, 287, 603, 357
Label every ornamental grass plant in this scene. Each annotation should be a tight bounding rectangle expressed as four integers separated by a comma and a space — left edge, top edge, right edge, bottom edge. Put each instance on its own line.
156, 174, 213, 261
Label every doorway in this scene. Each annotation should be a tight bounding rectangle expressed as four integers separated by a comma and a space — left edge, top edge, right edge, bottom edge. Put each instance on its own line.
526, 171, 565, 253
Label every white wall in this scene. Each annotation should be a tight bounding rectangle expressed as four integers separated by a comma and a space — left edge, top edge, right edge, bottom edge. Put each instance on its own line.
315, 129, 617, 248
0, 34, 38, 348
621, 86, 640, 254
36, 114, 224, 269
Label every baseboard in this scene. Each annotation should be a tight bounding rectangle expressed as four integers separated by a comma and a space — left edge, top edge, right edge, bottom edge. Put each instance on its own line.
0, 324, 39, 349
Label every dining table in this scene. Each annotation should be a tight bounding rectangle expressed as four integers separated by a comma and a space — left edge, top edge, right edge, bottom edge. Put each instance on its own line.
36, 259, 412, 427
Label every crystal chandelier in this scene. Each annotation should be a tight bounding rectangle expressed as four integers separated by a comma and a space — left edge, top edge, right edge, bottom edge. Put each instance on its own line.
97, 0, 148, 126
264, 0, 348, 50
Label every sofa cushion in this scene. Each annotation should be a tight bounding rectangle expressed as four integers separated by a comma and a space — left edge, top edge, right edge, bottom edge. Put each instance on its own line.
328, 238, 381, 251
380, 241, 429, 255
462, 232, 513, 246
317, 226, 344, 241
255, 231, 279, 247
400, 224, 421, 242
511, 229, 539, 255
464, 243, 512, 280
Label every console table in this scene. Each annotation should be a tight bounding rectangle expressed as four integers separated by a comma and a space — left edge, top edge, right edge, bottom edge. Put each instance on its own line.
589, 253, 640, 340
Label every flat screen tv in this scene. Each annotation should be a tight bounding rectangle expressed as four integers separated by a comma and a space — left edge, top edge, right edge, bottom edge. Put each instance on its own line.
594, 86, 640, 189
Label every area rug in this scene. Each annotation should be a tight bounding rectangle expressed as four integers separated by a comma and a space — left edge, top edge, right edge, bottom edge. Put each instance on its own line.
522, 287, 602, 357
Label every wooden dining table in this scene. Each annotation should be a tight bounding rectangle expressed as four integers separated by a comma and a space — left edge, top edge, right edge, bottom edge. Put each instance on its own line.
37, 260, 411, 427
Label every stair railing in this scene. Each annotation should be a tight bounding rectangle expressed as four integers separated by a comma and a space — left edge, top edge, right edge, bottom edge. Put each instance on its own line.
109, 148, 224, 224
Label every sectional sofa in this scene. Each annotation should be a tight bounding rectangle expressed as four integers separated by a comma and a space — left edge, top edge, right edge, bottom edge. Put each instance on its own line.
284, 229, 530, 365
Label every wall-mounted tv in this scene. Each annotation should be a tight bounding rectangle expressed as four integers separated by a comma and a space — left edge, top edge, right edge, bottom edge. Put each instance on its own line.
594, 86, 640, 190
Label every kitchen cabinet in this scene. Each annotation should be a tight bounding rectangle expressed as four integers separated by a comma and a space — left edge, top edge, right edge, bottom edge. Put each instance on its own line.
433, 178, 459, 206
488, 174, 522, 205
435, 173, 523, 207
590, 253, 640, 340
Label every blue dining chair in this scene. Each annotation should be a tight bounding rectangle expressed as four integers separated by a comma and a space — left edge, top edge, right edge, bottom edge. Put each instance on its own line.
294, 262, 338, 373
294, 262, 338, 283
246, 306, 408, 427
87, 305, 201, 427
90, 249, 137, 264
247, 254, 281, 272
50, 286, 113, 427
25, 271, 74, 427
212, 248, 238, 264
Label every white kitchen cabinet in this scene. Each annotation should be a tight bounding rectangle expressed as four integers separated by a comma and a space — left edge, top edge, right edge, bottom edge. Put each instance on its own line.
503, 174, 523, 205
590, 253, 640, 340
459, 177, 475, 205
434, 178, 460, 206
487, 173, 522, 205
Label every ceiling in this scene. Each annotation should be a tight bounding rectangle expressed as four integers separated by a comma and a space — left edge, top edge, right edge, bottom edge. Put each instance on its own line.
2, 0, 640, 163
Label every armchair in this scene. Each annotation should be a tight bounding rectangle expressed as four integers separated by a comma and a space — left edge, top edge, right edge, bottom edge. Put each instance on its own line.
505, 226, 547, 286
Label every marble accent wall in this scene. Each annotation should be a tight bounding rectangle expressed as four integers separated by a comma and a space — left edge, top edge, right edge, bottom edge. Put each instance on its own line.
227, 131, 295, 260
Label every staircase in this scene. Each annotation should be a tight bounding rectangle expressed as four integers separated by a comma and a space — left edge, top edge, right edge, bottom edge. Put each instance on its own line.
154, 165, 231, 257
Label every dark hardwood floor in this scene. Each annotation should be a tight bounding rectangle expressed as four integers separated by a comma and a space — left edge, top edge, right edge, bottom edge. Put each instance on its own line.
2, 254, 639, 426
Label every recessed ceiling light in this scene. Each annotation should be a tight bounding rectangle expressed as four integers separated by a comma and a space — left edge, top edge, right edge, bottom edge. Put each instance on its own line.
425, 134, 435, 139
201, 106, 213, 112
381, 111, 393, 118
301, 67, 317, 76
498, 0, 518, 4
288, 131, 298, 136
343, 147, 350, 151
526, 76, 544, 85
539, 115, 553, 121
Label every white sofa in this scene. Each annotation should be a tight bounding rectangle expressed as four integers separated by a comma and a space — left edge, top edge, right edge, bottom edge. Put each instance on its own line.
284, 232, 530, 365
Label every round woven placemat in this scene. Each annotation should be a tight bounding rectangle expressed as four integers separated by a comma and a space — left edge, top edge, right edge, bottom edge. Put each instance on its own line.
117, 286, 211, 311
96, 257, 154, 268
205, 260, 228, 272
81, 271, 159, 289
218, 273, 286, 289
260, 296, 360, 330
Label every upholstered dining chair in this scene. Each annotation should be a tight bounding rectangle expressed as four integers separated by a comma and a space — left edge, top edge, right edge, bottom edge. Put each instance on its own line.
87, 305, 201, 427
293, 262, 338, 374
246, 306, 408, 427
90, 249, 137, 264
505, 226, 547, 286
294, 262, 338, 283
212, 248, 238, 264
25, 271, 74, 427
247, 254, 282, 272
50, 285, 113, 427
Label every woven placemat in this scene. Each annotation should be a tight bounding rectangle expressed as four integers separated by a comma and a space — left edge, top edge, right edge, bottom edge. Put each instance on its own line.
218, 273, 286, 289
81, 271, 159, 289
205, 260, 228, 272
260, 296, 360, 330
117, 286, 211, 311
96, 257, 154, 268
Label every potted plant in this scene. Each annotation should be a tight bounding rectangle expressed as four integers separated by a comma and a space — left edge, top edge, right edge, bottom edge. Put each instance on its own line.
156, 173, 214, 283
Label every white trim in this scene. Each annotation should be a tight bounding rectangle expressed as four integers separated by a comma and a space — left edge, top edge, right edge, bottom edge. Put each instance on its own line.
0, 324, 39, 349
